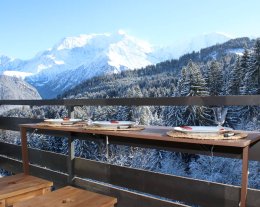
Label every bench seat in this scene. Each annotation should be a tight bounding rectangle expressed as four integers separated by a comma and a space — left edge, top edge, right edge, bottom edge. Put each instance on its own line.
0, 174, 53, 207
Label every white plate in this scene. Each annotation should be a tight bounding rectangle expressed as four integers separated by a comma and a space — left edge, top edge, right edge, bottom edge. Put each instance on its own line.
92, 121, 135, 128
174, 126, 232, 134
44, 119, 82, 125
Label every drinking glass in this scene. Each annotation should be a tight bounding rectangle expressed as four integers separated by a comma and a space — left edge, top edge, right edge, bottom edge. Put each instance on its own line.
212, 107, 228, 127
133, 107, 141, 126
86, 107, 94, 125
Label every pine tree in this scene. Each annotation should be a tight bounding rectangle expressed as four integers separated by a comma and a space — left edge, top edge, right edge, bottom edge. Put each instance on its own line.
255, 39, 260, 94
245, 38, 260, 95
228, 57, 241, 95
165, 61, 210, 126
239, 49, 251, 95
208, 61, 223, 95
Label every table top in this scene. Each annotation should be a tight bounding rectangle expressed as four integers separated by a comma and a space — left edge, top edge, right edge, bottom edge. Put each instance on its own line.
13, 186, 117, 207
19, 124, 260, 148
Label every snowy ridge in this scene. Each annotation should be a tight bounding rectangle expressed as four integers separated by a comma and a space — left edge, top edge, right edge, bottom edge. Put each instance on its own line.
0, 31, 233, 98
154, 32, 231, 60
55, 33, 110, 50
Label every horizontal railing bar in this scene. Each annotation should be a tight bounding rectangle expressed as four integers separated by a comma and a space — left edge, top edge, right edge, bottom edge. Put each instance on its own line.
74, 177, 189, 207
1, 95, 260, 106
0, 155, 68, 187
75, 157, 241, 207
0, 156, 23, 174
0, 142, 67, 173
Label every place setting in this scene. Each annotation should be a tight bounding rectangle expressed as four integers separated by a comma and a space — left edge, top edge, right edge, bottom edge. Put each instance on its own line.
83, 107, 145, 131
36, 118, 87, 127
83, 120, 145, 131
167, 107, 248, 140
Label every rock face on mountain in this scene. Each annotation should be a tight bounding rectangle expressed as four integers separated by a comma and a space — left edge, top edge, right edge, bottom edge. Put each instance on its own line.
0, 75, 41, 114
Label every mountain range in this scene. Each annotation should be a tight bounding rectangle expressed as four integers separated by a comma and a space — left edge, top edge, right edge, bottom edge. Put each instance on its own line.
0, 31, 232, 98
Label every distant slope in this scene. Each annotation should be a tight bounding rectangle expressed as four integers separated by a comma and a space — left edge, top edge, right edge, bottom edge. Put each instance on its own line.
0, 75, 41, 114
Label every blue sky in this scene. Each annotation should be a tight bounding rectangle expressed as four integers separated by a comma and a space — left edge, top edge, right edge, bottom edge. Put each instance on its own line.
1, 0, 260, 59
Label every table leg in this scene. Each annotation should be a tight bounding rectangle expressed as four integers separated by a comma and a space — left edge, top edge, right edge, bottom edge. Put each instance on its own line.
67, 134, 75, 184
20, 127, 29, 175
240, 146, 249, 207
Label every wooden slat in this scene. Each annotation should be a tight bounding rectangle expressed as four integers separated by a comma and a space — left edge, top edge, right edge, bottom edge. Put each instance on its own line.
0, 123, 258, 161
109, 135, 244, 159
0, 174, 53, 200
1, 95, 260, 106
19, 124, 260, 148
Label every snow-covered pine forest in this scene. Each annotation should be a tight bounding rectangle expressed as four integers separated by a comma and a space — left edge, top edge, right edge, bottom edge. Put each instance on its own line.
1, 38, 260, 189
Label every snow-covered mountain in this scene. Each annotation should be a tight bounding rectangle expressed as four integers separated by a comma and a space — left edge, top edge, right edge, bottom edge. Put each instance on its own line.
0, 75, 41, 114
154, 32, 232, 60
0, 55, 24, 72
0, 31, 232, 98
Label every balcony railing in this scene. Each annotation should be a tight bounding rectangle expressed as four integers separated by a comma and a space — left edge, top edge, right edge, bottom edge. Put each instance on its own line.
1, 95, 260, 207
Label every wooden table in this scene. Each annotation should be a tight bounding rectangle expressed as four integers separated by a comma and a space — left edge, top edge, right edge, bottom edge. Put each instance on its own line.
19, 124, 260, 207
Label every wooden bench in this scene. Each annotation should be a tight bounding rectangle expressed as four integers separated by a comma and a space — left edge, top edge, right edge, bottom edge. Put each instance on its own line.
0, 174, 53, 207
13, 186, 117, 207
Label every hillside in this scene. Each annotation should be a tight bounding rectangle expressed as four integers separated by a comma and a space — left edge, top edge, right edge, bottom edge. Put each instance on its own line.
0, 75, 41, 114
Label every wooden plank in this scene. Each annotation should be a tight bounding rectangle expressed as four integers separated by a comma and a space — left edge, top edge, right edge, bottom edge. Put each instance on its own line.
5, 188, 49, 207
109, 135, 244, 159
1, 95, 260, 106
18, 124, 260, 148
1, 126, 259, 161
13, 186, 117, 207
0, 174, 53, 199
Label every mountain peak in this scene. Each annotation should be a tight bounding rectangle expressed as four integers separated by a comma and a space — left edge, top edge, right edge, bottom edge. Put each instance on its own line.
55, 33, 110, 50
